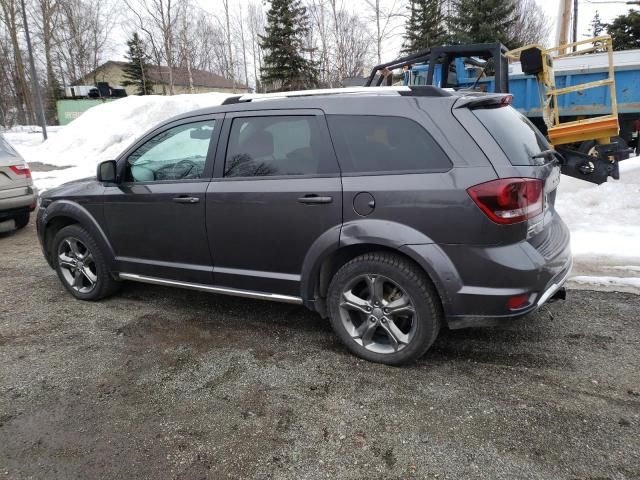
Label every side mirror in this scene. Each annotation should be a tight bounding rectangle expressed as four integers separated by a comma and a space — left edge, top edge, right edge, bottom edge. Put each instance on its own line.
97, 160, 117, 183
190, 127, 212, 140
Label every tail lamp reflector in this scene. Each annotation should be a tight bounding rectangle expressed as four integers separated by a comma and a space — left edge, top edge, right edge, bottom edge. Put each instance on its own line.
9, 164, 32, 179
467, 178, 543, 225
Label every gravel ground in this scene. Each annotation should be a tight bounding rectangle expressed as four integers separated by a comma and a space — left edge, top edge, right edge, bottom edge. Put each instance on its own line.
1, 222, 639, 480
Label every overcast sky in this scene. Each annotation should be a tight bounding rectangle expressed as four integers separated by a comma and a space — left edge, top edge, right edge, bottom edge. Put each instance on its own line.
534, 0, 634, 45
117, 0, 636, 69
199, 0, 636, 59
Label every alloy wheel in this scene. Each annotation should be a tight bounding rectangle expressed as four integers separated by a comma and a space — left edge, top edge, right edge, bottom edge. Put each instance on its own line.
57, 237, 98, 294
338, 274, 417, 354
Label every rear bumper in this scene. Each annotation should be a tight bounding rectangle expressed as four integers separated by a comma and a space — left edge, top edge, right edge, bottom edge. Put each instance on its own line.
445, 254, 572, 329
407, 217, 572, 329
0, 188, 37, 217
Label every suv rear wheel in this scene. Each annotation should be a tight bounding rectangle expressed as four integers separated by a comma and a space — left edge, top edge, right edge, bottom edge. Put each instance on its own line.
52, 224, 120, 300
327, 252, 441, 366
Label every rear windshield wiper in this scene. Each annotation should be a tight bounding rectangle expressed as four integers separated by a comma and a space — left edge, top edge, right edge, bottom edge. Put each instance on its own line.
531, 149, 564, 163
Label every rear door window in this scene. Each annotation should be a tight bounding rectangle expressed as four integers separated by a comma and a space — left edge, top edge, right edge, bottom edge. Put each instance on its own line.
224, 116, 333, 178
473, 106, 551, 165
326, 115, 452, 174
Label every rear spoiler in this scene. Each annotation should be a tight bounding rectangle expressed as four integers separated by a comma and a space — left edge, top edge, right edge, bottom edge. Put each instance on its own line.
453, 94, 513, 109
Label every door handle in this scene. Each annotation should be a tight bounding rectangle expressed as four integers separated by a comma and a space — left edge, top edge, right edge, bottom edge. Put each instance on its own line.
297, 195, 333, 205
172, 196, 200, 204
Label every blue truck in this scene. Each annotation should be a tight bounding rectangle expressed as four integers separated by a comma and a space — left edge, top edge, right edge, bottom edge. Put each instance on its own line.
402, 49, 640, 153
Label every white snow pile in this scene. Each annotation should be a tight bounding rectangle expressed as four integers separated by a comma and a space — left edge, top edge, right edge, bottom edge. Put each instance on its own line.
4, 92, 232, 189
556, 156, 640, 291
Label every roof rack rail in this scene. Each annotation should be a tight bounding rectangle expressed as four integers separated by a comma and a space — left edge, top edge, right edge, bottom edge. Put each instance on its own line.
221, 86, 410, 105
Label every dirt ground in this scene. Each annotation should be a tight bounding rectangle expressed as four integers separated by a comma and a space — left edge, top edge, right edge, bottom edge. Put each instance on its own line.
1, 221, 639, 480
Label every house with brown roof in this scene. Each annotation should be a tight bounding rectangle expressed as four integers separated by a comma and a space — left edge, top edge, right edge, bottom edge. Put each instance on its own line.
74, 61, 250, 95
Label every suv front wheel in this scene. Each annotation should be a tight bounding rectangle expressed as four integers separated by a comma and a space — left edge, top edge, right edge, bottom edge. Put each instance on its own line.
327, 252, 441, 366
52, 224, 120, 300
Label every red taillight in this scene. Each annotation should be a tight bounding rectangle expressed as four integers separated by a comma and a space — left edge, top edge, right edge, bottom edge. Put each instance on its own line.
507, 294, 530, 310
467, 178, 543, 225
9, 164, 32, 179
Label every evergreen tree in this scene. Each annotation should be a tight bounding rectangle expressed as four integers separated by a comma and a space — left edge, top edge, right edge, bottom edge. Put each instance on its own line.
449, 0, 520, 49
122, 33, 154, 96
589, 10, 606, 37
607, 9, 640, 51
402, 0, 446, 53
260, 0, 318, 92
589, 10, 607, 52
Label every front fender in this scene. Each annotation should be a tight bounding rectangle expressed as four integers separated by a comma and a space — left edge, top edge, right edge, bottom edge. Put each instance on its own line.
39, 200, 116, 270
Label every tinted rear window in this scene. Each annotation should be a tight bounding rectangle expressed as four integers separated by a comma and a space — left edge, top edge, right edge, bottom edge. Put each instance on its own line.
326, 115, 452, 174
473, 106, 550, 165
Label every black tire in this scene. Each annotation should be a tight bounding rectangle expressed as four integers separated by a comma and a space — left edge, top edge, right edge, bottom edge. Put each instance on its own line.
13, 212, 29, 230
327, 252, 442, 366
52, 224, 120, 300
578, 137, 630, 159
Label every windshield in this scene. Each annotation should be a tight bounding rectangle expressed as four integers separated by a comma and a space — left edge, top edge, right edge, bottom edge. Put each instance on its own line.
473, 106, 551, 165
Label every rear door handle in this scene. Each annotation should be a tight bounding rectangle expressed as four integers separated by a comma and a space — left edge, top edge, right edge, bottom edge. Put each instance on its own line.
297, 195, 333, 205
172, 196, 200, 204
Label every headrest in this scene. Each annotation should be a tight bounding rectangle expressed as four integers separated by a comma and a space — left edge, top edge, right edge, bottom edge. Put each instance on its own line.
242, 130, 274, 159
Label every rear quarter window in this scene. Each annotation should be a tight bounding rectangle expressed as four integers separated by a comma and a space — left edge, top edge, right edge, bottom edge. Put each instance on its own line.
473, 106, 550, 165
0, 136, 17, 157
326, 115, 452, 175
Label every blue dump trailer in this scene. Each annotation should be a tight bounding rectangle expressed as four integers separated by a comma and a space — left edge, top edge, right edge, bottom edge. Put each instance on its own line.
403, 49, 640, 151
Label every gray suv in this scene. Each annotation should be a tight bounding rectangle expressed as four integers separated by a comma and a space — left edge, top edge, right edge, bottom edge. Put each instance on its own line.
37, 86, 573, 365
0, 134, 36, 232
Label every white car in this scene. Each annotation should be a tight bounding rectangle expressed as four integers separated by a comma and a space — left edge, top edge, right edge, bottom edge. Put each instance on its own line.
0, 134, 36, 232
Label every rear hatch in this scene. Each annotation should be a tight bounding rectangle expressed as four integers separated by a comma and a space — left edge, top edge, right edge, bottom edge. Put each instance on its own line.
472, 103, 561, 212
0, 136, 33, 200
455, 97, 568, 259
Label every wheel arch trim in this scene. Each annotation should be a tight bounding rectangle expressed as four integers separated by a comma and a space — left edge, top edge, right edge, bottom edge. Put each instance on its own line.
300, 219, 462, 317
40, 200, 116, 269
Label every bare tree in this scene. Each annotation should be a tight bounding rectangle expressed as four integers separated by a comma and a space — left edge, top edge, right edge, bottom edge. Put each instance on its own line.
307, 0, 332, 86
508, 0, 551, 47
125, 0, 185, 94
364, 0, 403, 64
307, 0, 372, 86
222, 0, 234, 88
55, 0, 116, 84
0, 27, 21, 126
237, 2, 249, 89
246, 0, 264, 91
0, 0, 33, 123
32, 0, 61, 122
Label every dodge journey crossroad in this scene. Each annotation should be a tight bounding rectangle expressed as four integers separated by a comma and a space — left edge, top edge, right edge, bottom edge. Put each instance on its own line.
37, 86, 573, 365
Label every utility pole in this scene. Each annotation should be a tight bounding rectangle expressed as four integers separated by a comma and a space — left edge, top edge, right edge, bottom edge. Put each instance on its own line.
556, 0, 572, 54
572, 0, 579, 51
20, 0, 47, 140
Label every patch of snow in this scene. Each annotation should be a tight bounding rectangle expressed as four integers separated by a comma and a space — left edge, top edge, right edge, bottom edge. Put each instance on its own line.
568, 275, 640, 289
556, 155, 640, 260
610, 265, 640, 273
3, 93, 232, 190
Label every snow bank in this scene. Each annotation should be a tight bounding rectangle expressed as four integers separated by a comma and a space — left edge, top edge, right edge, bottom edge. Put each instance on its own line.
5, 93, 232, 189
555, 156, 640, 261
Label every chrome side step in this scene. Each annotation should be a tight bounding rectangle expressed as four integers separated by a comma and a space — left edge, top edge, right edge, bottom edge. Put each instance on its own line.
118, 273, 303, 304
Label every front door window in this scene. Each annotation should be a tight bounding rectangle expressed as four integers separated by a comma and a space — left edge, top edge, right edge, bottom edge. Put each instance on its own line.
126, 120, 216, 182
